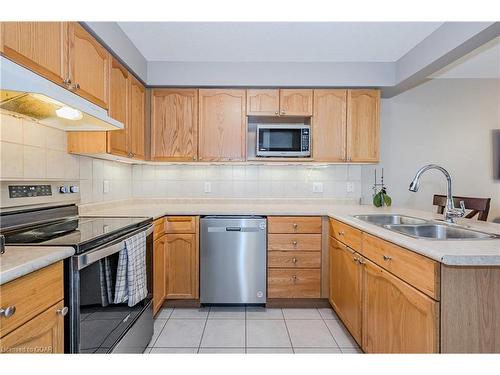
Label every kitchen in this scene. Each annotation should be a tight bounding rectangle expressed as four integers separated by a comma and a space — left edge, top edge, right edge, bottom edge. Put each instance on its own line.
0, 2, 499, 370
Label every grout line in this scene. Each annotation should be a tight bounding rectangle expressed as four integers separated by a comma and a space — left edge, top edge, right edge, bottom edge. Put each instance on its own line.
280, 308, 294, 353
197, 306, 210, 353
150, 308, 172, 348
319, 307, 341, 349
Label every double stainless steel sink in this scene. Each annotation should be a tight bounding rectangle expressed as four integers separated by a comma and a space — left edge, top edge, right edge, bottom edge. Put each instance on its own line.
353, 214, 499, 240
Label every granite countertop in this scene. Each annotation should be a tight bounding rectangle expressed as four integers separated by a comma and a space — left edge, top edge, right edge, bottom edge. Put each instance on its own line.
0, 246, 74, 285
79, 198, 500, 266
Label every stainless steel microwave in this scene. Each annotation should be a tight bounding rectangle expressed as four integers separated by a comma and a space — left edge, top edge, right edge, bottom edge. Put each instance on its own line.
256, 124, 311, 157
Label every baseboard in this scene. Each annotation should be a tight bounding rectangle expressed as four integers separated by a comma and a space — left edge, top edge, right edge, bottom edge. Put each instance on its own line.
163, 299, 201, 308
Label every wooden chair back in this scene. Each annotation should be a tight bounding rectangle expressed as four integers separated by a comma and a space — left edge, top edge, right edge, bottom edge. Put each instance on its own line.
433, 195, 491, 221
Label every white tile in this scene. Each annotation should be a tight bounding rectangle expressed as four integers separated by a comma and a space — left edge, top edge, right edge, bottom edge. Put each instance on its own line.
132, 165, 142, 180
246, 307, 283, 320
150, 347, 198, 354
199, 347, 245, 354
79, 157, 93, 180
23, 145, 46, 178
155, 319, 205, 348
348, 165, 362, 181
92, 179, 103, 202
46, 149, 65, 179
0, 114, 23, 143
247, 348, 293, 354
282, 308, 322, 320
246, 320, 291, 348
142, 165, 155, 179
294, 347, 342, 353
232, 166, 246, 180
103, 160, 116, 180
149, 319, 168, 347
286, 320, 338, 348
245, 166, 259, 180
92, 159, 104, 179
64, 154, 80, 179
156, 308, 173, 319
208, 307, 245, 320
45, 126, 66, 151
341, 347, 363, 353
132, 180, 143, 196
79, 180, 92, 204
217, 165, 233, 180
170, 308, 210, 319
0, 141, 23, 178
22, 119, 46, 148
324, 320, 358, 348
318, 308, 340, 320
200, 320, 245, 348
332, 165, 348, 181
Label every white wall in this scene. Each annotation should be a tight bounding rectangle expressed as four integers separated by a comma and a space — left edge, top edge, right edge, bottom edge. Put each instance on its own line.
0, 114, 133, 204
362, 78, 500, 221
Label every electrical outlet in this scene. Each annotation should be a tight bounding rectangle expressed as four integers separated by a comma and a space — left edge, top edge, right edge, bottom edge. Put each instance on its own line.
346, 182, 354, 193
313, 182, 323, 193
103, 180, 110, 194
204, 181, 211, 193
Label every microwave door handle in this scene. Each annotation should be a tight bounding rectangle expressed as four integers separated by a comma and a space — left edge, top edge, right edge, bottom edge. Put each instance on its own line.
76, 224, 153, 270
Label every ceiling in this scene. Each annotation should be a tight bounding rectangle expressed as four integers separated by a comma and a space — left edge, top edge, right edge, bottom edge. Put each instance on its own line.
118, 22, 443, 62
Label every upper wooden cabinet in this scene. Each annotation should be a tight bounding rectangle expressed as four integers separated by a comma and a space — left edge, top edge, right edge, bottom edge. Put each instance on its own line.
347, 89, 380, 162
313, 89, 347, 161
151, 89, 198, 161
198, 89, 246, 161
107, 58, 129, 157
128, 76, 145, 160
280, 89, 313, 116
247, 89, 280, 116
0, 22, 68, 86
68, 22, 111, 109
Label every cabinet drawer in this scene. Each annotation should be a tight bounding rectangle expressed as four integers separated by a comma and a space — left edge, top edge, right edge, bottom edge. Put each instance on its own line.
153, 218, 165, 240
329, 218, 362, 252
362, 233, 440, 300
0, 262, 63, 338
268, 216, 322, 234
268, 234, 321, 251
268, 251, 321, 269
165, 216, 197, 234
268, 269, 321, 298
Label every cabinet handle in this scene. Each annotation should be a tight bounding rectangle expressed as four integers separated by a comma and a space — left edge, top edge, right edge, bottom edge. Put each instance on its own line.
275, 111, 279, 115
293, 223, 298, 229
292, 258, 298, 263
292, 275, 298, 282
0, 306, 16, 318
56, 306, 69, 316
358, 259, 366, 265
353, 257, 359, 263
383, 255, 392, 261
292, 240, 298, 246
338, 231, 345, 236
73, 83, 81, 90
63, 78, 72, 86
193, 156, 196, 161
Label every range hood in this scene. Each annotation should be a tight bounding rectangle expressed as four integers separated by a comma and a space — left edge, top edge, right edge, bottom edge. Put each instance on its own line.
0, 56, 124, 131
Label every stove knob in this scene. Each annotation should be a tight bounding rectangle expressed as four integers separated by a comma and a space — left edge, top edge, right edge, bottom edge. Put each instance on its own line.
70, 186, 79, 193
59, 186, 69, 194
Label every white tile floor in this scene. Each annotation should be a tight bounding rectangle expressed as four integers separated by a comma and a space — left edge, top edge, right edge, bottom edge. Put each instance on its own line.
146, 306, 363, 354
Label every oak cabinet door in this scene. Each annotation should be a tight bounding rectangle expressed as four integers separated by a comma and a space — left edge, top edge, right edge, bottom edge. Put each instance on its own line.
153, 236, 167, 315
198, 89, 246, 161
246, 89, 280, 116
165, 234, 199, 299
0, 22, 68, 86
107, 58, 129, 157
313, 89, 347, 161
0, 301, 64, 354
362, 259, 439, 353
128, 76, 145, 160
279, 89, 313, 116
68, 22, 110, 109
329, 239, 363, 344
346, 89, 380, 162
151, 89, 198, 161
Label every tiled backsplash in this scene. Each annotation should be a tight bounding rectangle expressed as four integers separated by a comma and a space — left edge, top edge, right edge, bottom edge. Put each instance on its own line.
1, 113, 362, 203
0, 114, 132, 204
132, 164, 362, 199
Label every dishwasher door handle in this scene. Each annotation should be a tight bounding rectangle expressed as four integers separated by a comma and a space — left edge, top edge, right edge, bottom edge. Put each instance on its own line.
226, 227, 242, 231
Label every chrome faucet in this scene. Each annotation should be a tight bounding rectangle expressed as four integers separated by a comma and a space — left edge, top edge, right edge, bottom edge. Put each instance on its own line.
409, 164, 465, 223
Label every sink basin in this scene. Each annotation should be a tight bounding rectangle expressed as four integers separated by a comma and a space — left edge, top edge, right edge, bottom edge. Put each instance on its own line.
383, 223, 499, 240
353, 214, 428, 226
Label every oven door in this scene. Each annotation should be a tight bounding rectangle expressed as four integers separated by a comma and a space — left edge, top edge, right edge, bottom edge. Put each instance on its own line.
67, 224, 153, 353
257, 125, 309, 157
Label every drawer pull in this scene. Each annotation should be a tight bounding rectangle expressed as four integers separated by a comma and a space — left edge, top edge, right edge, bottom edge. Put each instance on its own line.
293, 223, 298, 229
292, 258, 298, 263
0, 306, 16, 318
358, 259, 366, 265
56, 306, 69, 316
353, 257, 359, 263
292, 240, 298, 246
338, 231, 345, 236
292, 275, 298, 282
383, 255, 392, 261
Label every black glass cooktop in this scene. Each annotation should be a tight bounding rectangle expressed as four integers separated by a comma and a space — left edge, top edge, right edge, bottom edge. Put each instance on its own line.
3, 216, 151, 253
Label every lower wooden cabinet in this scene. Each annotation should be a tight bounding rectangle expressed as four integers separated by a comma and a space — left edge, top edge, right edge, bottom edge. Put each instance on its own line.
165, 233, 199, 299
329, 238, 362, 344
153, 235, 167, 315
0, 301, 64, 354
268, 269, 320, 298
362, 259, 439, 353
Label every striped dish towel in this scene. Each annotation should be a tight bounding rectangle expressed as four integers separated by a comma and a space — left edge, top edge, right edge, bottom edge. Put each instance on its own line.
114, 231, 148, 307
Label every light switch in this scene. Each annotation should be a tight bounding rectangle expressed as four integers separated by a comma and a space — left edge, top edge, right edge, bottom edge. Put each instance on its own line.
313, 182, 323, 193
346, 182, 354, 193
204, 181, 211, 193
103, 180, 110, 194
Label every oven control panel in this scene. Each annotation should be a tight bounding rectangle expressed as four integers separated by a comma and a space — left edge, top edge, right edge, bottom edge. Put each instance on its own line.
9, 184, 52, 198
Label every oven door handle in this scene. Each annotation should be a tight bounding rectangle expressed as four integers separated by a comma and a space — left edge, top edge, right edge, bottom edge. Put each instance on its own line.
76, 224, 153, 270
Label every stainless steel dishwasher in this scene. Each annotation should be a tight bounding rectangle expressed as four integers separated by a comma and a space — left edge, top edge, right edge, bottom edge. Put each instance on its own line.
200, 216, 267, 304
